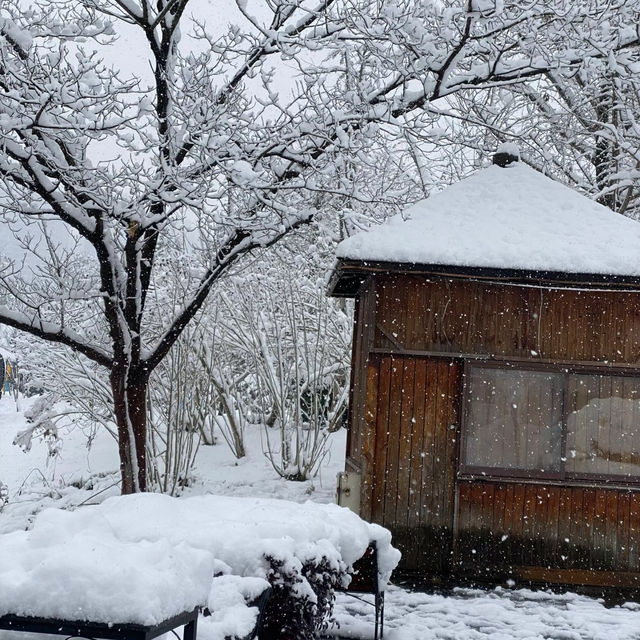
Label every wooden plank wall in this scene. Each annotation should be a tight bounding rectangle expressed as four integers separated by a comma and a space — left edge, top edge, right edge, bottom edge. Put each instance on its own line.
374, 276, 640, 364
456, 480, 640, 586
363, 355, 461, 573
346, 273, 640, 585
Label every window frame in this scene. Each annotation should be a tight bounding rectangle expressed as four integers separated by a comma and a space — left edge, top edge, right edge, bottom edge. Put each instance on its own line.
459, 359, 640, 486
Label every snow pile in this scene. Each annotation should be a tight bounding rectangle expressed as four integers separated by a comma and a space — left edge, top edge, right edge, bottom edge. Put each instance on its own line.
0, 493, 399, 630
337, 162, 640, 277
82, 493, 399, 585
0, 524, 214, 625
204, 575, 270, 640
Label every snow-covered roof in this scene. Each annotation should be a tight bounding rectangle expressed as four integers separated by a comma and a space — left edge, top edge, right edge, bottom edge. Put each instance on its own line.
336, 161, 640, 278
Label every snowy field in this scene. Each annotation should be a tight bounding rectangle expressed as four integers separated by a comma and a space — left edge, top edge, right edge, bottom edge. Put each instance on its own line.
2, 394, 640, 639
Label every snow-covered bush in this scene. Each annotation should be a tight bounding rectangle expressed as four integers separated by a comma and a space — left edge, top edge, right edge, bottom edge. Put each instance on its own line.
13, 393, 62, 457
193, 312, 249, 457
261, 553, 347, 640
146, 328, 208, 495
214, 270, 351, 481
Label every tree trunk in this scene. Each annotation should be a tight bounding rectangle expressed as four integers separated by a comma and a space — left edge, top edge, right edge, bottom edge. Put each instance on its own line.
111, 369, 148, 494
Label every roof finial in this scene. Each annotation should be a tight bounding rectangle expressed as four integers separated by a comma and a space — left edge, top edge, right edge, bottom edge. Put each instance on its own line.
493, 143, 520, 167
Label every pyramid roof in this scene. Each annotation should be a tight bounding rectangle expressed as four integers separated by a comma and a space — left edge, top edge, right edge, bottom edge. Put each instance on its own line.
336, 162, 640, 279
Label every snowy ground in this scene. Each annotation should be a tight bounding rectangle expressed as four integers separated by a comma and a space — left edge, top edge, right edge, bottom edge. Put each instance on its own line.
0, 392, 343, 533
3, 393, 640, 639
331, 586, 640, 639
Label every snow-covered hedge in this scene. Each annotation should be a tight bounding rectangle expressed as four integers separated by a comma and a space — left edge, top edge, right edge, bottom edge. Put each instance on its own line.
0, 494, 400, 639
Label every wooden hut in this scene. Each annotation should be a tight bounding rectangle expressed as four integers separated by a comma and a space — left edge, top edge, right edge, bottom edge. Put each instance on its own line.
330, 151, 640, 593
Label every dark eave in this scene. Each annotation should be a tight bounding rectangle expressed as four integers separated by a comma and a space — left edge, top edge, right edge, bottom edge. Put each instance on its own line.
328, 259, 640, 298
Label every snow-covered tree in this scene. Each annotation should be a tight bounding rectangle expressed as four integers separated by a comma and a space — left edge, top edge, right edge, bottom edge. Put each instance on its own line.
1, 0, 639, 493
431, 60, 640, 215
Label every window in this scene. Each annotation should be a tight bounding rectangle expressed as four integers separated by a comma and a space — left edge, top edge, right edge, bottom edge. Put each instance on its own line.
462, 364, 640, 482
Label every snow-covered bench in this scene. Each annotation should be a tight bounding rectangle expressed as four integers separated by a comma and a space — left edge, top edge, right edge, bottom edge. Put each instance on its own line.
0, 494, 400, 640
0, 609, 199, 640
0, 507, 213, 639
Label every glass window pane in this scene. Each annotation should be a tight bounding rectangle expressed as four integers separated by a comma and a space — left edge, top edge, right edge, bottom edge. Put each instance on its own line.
465, 366, 563, 472
566, 374, 640, 478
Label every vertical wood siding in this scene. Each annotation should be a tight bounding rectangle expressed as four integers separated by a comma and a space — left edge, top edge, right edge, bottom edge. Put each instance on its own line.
364, 355, 461, 573
456, 480, 640, 585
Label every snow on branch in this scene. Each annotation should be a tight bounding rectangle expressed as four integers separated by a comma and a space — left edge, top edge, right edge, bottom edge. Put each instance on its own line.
143, 211, 313, 373
0, 306, 111, 367
0, 16, 30, 59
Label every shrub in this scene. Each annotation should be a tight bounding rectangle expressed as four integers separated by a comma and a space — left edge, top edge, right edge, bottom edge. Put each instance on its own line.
260, 552, 348, 639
